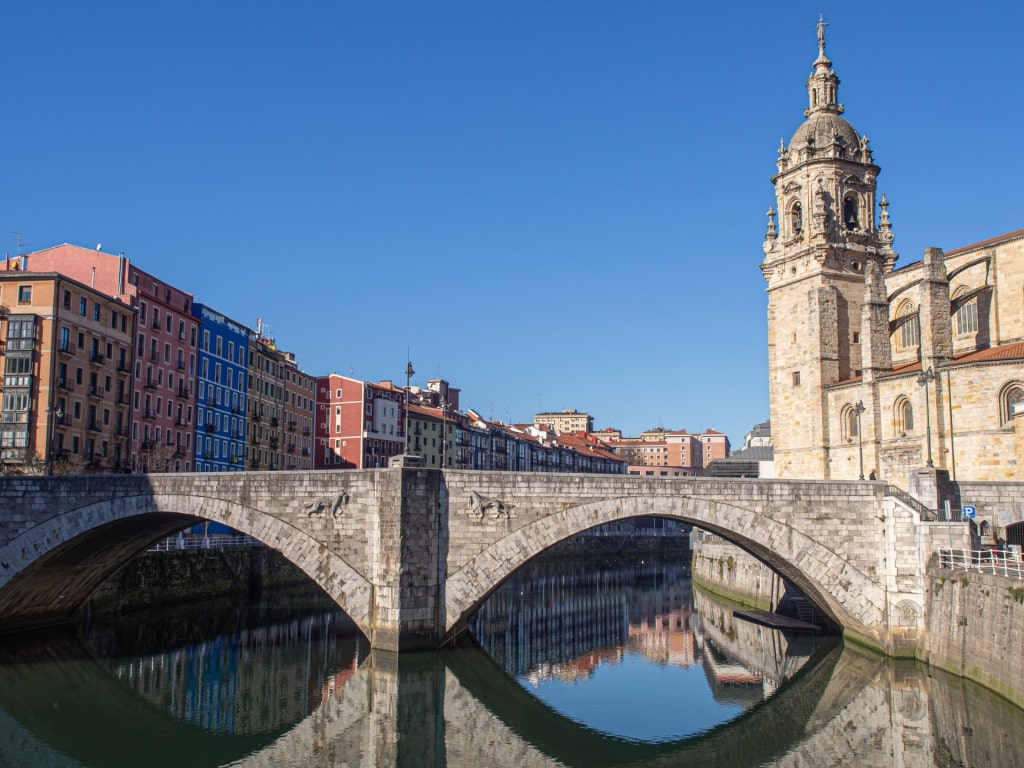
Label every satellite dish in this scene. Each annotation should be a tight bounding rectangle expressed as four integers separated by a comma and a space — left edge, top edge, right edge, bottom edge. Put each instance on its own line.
96, 243, 102, 251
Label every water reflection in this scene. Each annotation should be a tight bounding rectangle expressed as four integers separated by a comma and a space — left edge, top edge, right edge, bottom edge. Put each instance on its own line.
0, 557, 1022, 767
469, 556, 828, 742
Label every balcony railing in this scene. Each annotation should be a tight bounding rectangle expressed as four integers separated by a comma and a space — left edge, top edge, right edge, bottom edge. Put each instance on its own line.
144, 409, 157, 420
87, 421, 102, 432
89, 353, 105, 365
87, 386, 102, 399
144, 379, 158, 390
205, 423, 216, 433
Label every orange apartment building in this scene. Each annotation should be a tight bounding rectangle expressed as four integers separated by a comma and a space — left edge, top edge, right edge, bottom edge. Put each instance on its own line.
0, 271, 134, 472
3, 246, 199, 472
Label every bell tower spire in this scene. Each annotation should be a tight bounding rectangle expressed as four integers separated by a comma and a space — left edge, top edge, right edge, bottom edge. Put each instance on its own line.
806, 15, 843, 117
761, 20, 899, 480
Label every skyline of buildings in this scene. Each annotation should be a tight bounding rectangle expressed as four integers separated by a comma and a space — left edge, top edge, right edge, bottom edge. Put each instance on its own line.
0, 245, 729, 476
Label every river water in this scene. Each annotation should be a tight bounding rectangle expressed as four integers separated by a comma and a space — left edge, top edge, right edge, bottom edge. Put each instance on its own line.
0, 550, 1022, 767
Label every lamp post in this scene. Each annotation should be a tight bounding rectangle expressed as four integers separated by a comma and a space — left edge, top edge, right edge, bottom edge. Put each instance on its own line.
854, 400, 866, 480
46, 404, 64, 475
404, 359, 414, 455
917, 366, 936, 467
440, 397, 447, 469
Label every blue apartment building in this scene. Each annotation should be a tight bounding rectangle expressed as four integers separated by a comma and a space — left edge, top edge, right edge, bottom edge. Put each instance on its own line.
192, 303, 251, 471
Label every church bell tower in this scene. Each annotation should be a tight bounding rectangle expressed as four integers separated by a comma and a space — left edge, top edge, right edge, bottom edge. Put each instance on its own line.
761, 18, 897, 478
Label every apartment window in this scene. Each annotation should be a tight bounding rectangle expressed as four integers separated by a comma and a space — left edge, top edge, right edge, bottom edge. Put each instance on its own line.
792, 371, 801, 386
62, 290, 71, 309
16, 285, 31, 304
202, 330, 210, 352
93, 302, 100, 321
895, 397, 913, 435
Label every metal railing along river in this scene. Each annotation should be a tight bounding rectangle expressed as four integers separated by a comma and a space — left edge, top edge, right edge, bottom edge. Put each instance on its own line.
149, 534, 263, 552
937, 548, 1024, 579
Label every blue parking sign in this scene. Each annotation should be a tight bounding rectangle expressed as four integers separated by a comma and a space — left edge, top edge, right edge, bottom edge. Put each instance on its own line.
963, 505, 977, 519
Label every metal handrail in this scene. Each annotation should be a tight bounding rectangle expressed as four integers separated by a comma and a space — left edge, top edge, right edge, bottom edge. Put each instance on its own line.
149, 534, 262, 552
937, 548, 1024, 579
884, 485, 937, 521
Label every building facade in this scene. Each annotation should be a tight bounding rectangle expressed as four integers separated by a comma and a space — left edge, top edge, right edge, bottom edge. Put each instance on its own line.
2, 246, 199, 472
533, 409, 594, 434
193, 303, 250, 472
0, 272, 134, 472
314, 374, 405, 469
762, 22, 1024, 484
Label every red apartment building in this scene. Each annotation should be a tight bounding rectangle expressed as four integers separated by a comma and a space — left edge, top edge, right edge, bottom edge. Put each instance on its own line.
4, 246, 199, 471
314, 374, 406, 469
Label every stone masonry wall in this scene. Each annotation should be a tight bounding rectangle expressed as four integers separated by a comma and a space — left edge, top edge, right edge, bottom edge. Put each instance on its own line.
924, 568, 1024, 709
691, 537, 781, 611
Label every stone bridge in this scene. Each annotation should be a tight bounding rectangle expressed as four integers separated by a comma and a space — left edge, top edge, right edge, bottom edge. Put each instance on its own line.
0, 467, 970, 655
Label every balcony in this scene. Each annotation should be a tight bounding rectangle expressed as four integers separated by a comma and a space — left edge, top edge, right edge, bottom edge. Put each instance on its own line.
176, 385, 191, 399
142, 440, 157, 451
116, 394, 130, 406
176, 417, 189, 427
303, 428, 311, 437
87, 386, 102, 399
270, 417, 279, 428
57, 380, 73, 392
251, 435, 261, 446
151, 318, 160, 330
269, 438, 279, 450
288, 421, 297, 432
205, 423, 216, 433
116, 360, 131, 373
302, 447, 311, 456
86, 421, 102, 432
144, 379, 158, 390
144, 409, 157, 420
249, 459, 261, 469
149, 351, 159, 362
286, 443, 295, 454
88, 353, 105, 366
173, 446, 186, 458
57, 343, 73, 356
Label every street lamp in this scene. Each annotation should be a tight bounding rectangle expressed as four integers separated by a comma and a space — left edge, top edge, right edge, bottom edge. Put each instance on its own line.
854, 400, 866, 480
404, 359, 414, 455
47, 404, 64, 475
917, 366, 936, 468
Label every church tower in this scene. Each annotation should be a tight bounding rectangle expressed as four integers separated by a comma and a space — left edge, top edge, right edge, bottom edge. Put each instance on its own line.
761, 19, 898, 478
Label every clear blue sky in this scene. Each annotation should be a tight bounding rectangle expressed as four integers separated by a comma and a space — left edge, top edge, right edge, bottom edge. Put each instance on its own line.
4, 2, 1022, 447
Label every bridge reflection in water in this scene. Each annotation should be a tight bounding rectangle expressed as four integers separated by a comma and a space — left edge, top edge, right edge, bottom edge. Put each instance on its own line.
0, 565, 1022, 767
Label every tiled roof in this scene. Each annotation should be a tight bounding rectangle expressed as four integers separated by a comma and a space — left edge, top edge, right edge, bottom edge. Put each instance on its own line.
951, 340, 1024, 365
944, 228, 1024, 258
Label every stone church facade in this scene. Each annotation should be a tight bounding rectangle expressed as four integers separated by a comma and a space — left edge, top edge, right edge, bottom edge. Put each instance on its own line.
761, 21, 1024, 486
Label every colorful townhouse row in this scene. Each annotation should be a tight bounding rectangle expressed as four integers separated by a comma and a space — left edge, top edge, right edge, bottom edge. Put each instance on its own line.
0, 244, 626, 475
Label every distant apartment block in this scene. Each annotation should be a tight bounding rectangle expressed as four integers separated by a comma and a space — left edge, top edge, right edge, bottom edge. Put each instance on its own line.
533, 408, 593, 435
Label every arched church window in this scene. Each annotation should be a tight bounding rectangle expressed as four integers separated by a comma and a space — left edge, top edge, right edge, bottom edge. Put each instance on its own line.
841, 404, 857, 442
843, 196, 859, 230
1000, 382, 1024, 425
790, 201, 803, 235
895, 397, 913, 435
952, 287, 979, 335
893, 302, 920, 352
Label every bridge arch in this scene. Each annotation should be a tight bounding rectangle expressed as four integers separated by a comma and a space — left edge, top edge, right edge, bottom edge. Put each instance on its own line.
0, 492, 373, 637
443, 493, 884, 643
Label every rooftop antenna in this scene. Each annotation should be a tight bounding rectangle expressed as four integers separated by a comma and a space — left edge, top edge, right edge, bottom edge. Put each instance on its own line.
349, 363, 355, 377
10, 232, 26, 255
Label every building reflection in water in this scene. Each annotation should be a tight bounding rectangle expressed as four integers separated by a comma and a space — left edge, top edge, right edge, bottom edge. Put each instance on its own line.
3, 557, 1024, 767
110, 612, 362, 734
470, 556, 822, 714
